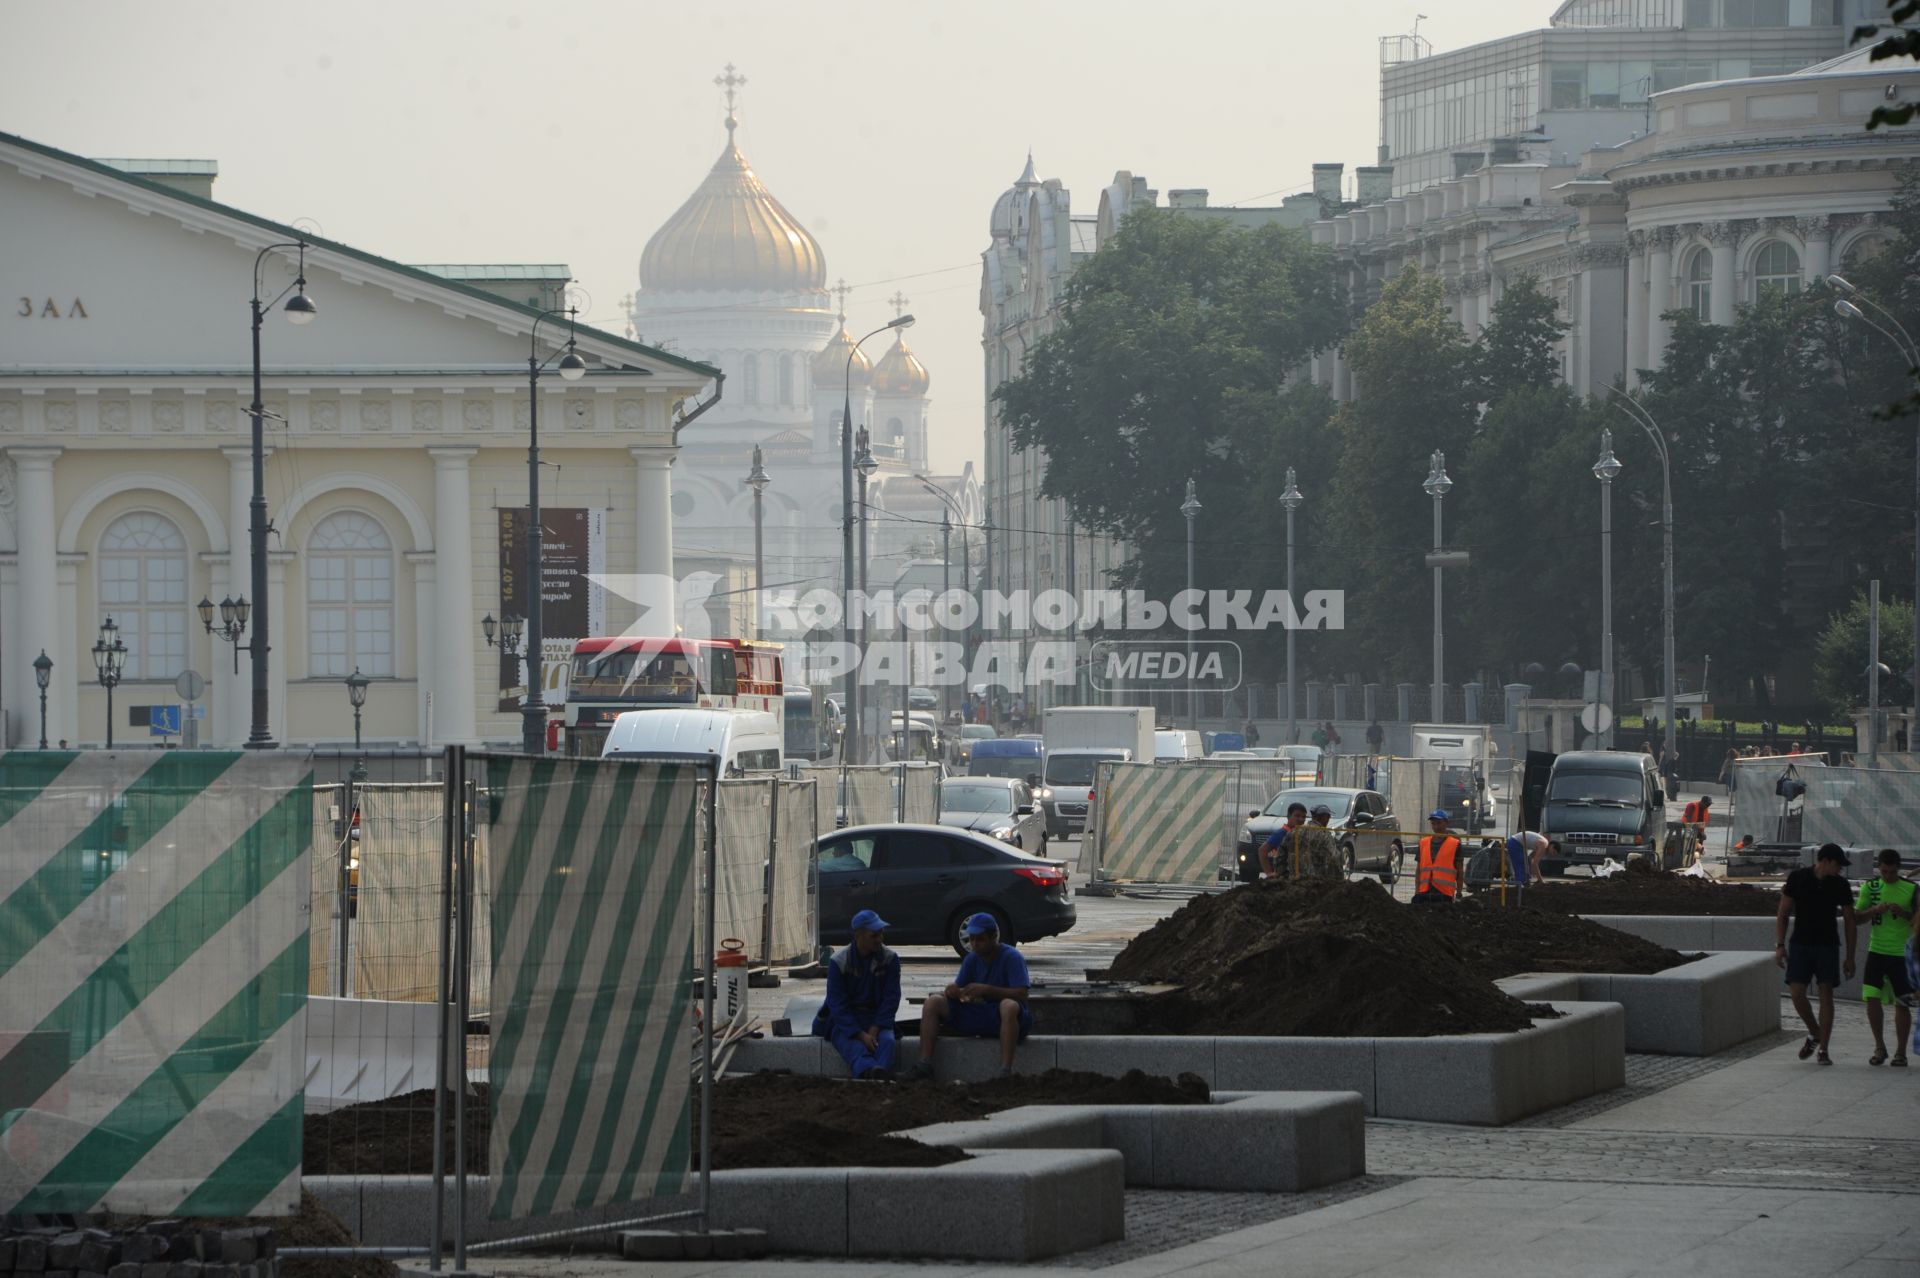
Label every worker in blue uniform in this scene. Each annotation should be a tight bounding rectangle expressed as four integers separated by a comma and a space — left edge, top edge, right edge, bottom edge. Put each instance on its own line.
812, 908, 902, 1080
907, 912, 1033, 1080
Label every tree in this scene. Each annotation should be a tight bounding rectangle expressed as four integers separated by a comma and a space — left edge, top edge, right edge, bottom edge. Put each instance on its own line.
1471, 274, 1569, 403
1813, 592, 1914, 721
994, 209, 1347, 609
1856, 1, 1920, 129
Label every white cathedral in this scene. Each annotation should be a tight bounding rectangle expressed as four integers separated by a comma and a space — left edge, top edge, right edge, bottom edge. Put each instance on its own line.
628, 75, 978, 670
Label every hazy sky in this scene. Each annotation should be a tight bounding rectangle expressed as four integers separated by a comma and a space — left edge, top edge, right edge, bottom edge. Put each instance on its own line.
5, 1, 1552, 475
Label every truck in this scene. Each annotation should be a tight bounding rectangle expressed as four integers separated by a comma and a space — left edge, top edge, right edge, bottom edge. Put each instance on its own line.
1410, 723, 1495, 833
1038, 706, 1156, 838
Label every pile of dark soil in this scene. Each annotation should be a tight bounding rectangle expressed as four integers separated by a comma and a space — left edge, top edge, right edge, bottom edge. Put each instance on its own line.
1105, 878, 1550, 1037
1427, 897, 1697, 978
301, 1068, 1207, 1176
1526, 860, 1780, 916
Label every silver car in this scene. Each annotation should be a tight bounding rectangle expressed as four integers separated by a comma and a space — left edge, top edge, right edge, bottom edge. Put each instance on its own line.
937, 777, 1046, 854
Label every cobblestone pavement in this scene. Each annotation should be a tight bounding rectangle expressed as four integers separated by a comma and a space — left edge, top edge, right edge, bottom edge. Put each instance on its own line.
1045, 1177, 1409, 1269
1511, 1026, 1804, 1128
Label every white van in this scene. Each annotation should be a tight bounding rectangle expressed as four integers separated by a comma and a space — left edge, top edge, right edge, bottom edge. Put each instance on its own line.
601, 708, 783, 775
1153, 729, 1203, 762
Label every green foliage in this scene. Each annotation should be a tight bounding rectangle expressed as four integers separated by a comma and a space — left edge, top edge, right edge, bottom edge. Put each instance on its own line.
993, 210, 1347, 607
1856, 1, 1920, 129
1813, 592, 1915, 719
1472, 275, 1569, 402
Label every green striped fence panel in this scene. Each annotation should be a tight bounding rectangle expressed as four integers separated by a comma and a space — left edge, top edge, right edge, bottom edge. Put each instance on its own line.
1099, 763, 1230, 885
484, 756, 700, 1221
1801, 767, 1920, 851
0, 751, 313, 1217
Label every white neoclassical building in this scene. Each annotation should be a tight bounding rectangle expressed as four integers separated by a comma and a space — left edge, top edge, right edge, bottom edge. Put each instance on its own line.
628, 83, 977, 671
1311, 43, 1920, 397
0, 131, 714, 749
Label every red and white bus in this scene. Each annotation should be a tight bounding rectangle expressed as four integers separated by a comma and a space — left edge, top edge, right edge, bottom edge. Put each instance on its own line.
561, 636, 784, 757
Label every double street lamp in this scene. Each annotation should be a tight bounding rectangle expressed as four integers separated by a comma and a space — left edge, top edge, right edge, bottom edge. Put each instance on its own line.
32, 650, 52, 750
1279, 469, 1303, 745
841, 313, 914, 766
1423, 452, 1452, 718
1593, 430, 1622, 748
199, 594, 252, 674
245, 241, 318, 748
854, 429, 879, 760
1831, 273, 1920, 748
92, 616, 126, 749
1606, 386, 1677, 766
519, 304, 589, 756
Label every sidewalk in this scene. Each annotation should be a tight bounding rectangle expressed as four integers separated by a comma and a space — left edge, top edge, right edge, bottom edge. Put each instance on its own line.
469, 999, 1919, 1278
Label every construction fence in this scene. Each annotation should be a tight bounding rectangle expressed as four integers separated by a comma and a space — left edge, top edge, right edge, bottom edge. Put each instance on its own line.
795, 761, 941, 831
1728, 754, 1920, 853
1082, 758, 1305, 885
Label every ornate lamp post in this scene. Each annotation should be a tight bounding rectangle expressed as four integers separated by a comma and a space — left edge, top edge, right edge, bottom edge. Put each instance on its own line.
745, 445, 770, 639
854, 429, 880, 760
91, 616, 126, 749
520, 304, 588, 755
345, 667, 370, 780
245, 241, 317, 747
841, 314, 914, 767
32, 650, 52, 750
1181, 478, 1202, 728
1279, 468, 1303, 744
1593, 430, 1622, 749
1606, 387, 1676, 765
1423, 451, 1453, 718
199, 594, 252, 674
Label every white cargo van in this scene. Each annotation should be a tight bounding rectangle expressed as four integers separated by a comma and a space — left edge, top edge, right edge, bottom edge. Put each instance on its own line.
601, 708, 782, 775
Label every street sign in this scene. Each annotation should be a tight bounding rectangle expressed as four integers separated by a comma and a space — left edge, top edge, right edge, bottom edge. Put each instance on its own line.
1423, 551, 1470, 568
174, 670, 205, 702
1580, 702, 1613, 735
149, 704, 182, 737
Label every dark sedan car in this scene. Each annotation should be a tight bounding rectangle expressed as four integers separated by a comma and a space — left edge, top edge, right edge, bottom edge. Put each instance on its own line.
816, 824, 1075, 956
937, 777, 1046, 854
1233, 787, 1404, 884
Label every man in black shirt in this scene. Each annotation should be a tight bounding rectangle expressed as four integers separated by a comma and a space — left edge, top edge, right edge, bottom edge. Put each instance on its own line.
1776, 843, 1858, 1066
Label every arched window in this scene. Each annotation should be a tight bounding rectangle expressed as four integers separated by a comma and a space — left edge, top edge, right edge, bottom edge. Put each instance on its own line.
1750, 240, 1802, 300
99, 512, 187, 681
308, 511, 394, 677
1843, 236, 1889, 271
778, 353, 796, 405
742, 354, 761, 405
1685, 249, 1713, 321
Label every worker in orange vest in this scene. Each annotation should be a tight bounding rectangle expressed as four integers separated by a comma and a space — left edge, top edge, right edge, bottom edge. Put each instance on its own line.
1682, 795, 1712, 842
1414, 809, 1461, 905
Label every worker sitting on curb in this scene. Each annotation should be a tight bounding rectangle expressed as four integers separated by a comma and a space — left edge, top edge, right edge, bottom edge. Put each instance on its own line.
1413, 810, 1461, 905
1297, 804, 1346, 879
812, 909, 902, 1081
1258, 802, 1309, 880
907, 912, 1032, 1080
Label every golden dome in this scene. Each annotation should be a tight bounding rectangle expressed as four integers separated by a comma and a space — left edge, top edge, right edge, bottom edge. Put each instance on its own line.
640, 121, 827, 294
871, 333, 930, 397
813, 319, 873, 384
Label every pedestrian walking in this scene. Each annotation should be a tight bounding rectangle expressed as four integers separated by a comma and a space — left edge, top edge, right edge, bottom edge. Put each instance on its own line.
1366, 718, 1385, 754
1855, 849, 1916, 1067
1324, 721, 1343, 750
1413, 810, 1461, 905
1243, 717, 1261, 747
1776, 844, 1858, 1065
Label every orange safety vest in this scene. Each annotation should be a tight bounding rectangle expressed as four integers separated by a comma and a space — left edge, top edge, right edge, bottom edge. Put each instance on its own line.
1416, 835, 1461, 897
1683, 801, 1706, 826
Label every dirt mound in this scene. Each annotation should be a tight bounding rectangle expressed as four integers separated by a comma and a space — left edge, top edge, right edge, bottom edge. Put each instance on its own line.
1106, 878, 1548, 1037
1527, 860, 1779, 916
1432, 897, 1696, 977
302, 1068, 1207, 1176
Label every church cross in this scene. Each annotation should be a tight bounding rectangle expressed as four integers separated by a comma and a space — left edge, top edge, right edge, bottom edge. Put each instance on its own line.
715, 63, 747, 133
887, 291, 910, 319
832, 278, 852, 319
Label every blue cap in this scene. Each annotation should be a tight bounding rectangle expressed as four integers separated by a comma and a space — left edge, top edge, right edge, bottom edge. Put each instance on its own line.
1429, 809, 1450, 821
963, 911, 1000, 937
851, 909, 891, 932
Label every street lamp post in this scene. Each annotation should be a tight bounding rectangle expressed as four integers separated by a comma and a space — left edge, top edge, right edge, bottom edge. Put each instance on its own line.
841, 313, 915, 768
345, 667, 370, 781
91, 616, 126, 749
199, 595, 252, 674
745, 446, 770, 640
1594, 430, 1622, 749
1181, 478, 1202, 729
1423, 452, 1453, 718
32, 650, 52, 750
914, 475, 969, 724
854, 429, 879, 760
939, 510, 953, 722
521, 304, 589, 756
1831, 274, 1920, 748
246, 241, 318, 748
1607, 387, 1677, 765
1279, 469, 1303, 746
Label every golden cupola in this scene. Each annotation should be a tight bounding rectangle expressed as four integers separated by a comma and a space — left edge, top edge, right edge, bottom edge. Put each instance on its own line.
640, 113, 827, 294
814, 316, 873, 384
871, 333, 931, 397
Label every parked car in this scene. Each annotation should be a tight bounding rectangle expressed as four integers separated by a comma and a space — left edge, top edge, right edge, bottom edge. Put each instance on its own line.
815, 824, 1075, 955
937, 777, 1046, 853
1437, 764, 1490, 833
1233, 786, 1403, 884
908, 687, 940, 711
1277, 744, 1324, 784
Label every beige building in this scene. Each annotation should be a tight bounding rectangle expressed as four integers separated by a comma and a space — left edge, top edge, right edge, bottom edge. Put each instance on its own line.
0, 131, 714, 749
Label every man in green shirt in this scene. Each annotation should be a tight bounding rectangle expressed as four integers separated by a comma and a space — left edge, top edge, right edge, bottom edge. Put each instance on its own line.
1854, 848, 1917, 1067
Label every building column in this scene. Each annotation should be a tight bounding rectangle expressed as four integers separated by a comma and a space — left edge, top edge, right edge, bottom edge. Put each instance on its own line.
1645, 228, 1674, 372
1708, 222, 1738, 327
430, 447, 478, 745
11, 449, 65, 744
1800, 215, 1833, 287
406, 551, 437, 745
1625, 234, 1647, 389
630, 444, 678, 638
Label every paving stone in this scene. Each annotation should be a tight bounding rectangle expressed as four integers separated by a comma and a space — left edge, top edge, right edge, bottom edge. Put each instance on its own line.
618, 1230, 682, 1261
